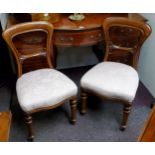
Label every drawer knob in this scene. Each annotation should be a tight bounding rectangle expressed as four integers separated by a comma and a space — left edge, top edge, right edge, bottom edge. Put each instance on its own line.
90, 35, 95, 39
129, 28, 133, 32
60, 37, 65, 41
98, 33, 102, 37
69, 37, 74, 41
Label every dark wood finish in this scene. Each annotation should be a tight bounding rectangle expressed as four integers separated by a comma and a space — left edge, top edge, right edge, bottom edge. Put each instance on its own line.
102, 17, 151, 69
70, 98, 77, 125
0, 111, 12, 142
25, 114, 34, 142
54, 28, 104, 47
138, 105, 155, 142
7, 13, 147, 47
2, 22, 77, 141
80, 91, 88, 114
7, 13, 147, 31
120, 104, 132, 130
6, 13, 147, 70
80, 18, 151, 130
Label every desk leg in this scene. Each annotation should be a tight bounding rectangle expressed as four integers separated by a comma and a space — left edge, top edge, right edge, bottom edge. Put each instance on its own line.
52, 45, 57, 68
92, 42, 105, 62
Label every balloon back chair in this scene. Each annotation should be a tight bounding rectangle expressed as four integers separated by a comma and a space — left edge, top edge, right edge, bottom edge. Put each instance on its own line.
3, 21, 78, 141
80, 17, 151, 130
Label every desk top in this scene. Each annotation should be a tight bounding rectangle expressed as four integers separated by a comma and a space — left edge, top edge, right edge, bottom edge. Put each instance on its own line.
7, 13, 147, 31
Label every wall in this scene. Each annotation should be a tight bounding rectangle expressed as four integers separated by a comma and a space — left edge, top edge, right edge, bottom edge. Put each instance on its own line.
138, 13, 155, 97
0, 13, 8, 30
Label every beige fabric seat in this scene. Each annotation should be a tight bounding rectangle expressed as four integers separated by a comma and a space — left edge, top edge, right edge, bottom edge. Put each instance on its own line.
81, 62, 139, 102
17, 68, 78, 113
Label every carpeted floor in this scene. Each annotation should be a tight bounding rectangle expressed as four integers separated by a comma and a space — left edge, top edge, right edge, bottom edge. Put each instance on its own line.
6, 66, 153, 142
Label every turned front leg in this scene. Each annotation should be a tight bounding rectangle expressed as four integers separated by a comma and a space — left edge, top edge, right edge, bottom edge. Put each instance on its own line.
120, 104, 132, 131
25, 114, 34, 142
70, 98, 77, 125
80, 91, 88, 114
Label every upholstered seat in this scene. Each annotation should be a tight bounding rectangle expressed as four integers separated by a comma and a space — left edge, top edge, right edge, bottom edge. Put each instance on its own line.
81, 62, 139, 102
17, 68, 78, 113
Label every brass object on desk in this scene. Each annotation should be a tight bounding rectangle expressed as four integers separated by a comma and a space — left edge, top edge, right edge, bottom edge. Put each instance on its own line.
31, 13, 60, 23
68, 13, 85, 21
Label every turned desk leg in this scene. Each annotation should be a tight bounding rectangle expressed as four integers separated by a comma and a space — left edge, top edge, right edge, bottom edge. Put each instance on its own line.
25, 114, 34, 142
120, 104, 132, 131
70, 98, 77, 125
80, 91, 88, 115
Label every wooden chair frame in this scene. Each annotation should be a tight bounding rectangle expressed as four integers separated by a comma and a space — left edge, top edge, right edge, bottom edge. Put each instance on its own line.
3, 21, 77, 141
80, 17, 151, 130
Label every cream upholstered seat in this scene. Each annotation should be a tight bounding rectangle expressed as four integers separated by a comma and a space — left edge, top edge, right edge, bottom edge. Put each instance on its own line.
17, 68, 78, 113
81, 62, 139, 102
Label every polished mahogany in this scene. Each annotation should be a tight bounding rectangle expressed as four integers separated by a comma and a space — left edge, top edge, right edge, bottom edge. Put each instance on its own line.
7, 13, 147, 46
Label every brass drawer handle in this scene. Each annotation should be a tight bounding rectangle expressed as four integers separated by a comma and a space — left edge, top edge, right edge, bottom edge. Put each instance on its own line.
59, 37, 74, 42
60, 37, 65, 41
90, 35, 95, 39
129, 28, 133, 32
69, 37, 74, 41
90, 34, 102, 39
98, 33, 102, 37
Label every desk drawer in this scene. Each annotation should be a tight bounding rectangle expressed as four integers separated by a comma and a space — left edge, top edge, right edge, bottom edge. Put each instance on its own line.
53, 29, 104, 46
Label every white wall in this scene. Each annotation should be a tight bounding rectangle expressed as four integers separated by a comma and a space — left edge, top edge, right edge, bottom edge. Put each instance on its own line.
138, 13, 155, 97
0, 13, 8, 30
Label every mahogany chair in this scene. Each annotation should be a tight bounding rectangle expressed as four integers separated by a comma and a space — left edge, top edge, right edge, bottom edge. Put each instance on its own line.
3, 21, 78, 141
80, 17, 151, 130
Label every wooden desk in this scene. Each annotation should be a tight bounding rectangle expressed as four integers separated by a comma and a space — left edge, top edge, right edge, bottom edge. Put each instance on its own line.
7, 13, 147, 47
6, 13, 147, 71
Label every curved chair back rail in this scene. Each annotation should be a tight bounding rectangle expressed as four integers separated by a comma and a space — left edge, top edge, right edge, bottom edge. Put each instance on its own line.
102, 17, 151, 70
3, 21, 54, 77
